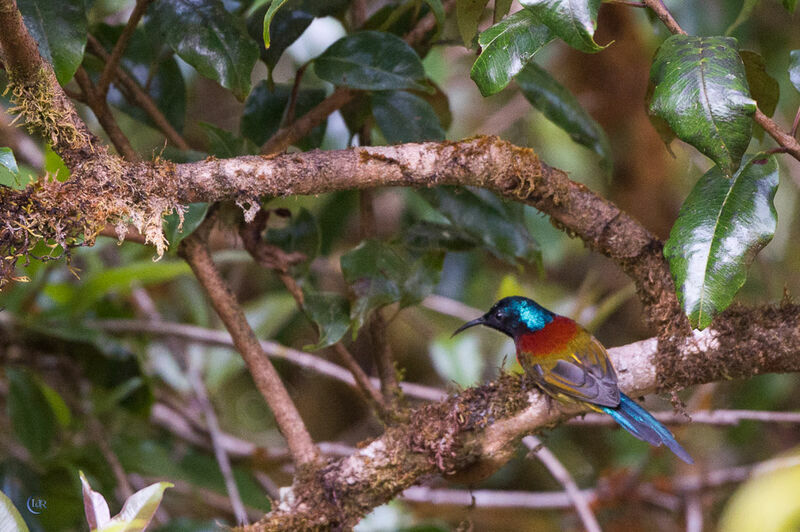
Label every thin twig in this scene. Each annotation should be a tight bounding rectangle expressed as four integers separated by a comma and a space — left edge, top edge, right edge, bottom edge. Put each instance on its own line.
73, 67, 139, 161
178, 213, 319, 466
570, 409, 800, 426
87, 317, 447, 402
130, 286, 249, 524
97, 0, 154, 96
642, 0, 800, 162
642, 0, 687, 35
86, 34, 192, 151
523, 436, 602, 532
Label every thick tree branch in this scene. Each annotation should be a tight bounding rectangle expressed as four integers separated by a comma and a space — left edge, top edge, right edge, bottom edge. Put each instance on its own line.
247, 303, 800, 529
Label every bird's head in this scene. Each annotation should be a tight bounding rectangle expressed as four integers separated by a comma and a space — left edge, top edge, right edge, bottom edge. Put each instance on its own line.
452, 296, 555, 339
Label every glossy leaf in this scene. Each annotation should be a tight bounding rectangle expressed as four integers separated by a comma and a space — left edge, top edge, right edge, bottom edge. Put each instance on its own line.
470, 10, 554, 96
790, 50, 800, 93
417, 187, 541, 267
302, 292, 351, 350
7, 368, 58, 456
517, 62, 612, 170
315, 31, 428, 91
106, 480, 173, 531
739, 51, 779, 118
520, 0, 605, 53
456, 0, 489, 45
0, 490, 29, 532
18, 0, 87, 84
371, 91, 446, 143
0, 147, 18, 174
148, 0, 259, 101
649, 35, 756, 175
240, 81, 326, 147
248, 4, 312, 69
93, 24, 187, 132
341, 240, 443, 331
664, 154, 778, 329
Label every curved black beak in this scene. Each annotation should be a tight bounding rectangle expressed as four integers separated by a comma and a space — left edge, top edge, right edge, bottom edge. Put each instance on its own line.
451, 316, 485, 338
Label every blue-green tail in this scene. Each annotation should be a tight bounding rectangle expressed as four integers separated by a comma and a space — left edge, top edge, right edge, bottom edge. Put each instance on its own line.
601, 393, 693, 464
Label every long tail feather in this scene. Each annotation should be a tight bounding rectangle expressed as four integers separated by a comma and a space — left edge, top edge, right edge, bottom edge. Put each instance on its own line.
601, 393, 694, 464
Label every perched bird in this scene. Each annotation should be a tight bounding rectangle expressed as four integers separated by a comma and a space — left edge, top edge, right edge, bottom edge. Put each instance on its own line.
453, 296, 693, 464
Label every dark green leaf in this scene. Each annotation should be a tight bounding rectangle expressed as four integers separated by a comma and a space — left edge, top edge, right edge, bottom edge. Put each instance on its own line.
0, 147, 18, 174
315, 31, 428, 91
739, 50, 779, 118
18, 0, 87, 84
93, 24, 187, 132
520, 0, 605, 53
789, 50, 800, 93
725, 0, 758, 35
148, 0, 259, 101
266, 207, 320, 276
470, 10, 554, 96
403, 221, 477, 252
649, 35, 756, 175
456, 0, 489, 45
198, 122, 258, 157
341, 240, 443, 331
240, 81, 326, 147
263, 0, 290, 47
417, 187, 541, 267
371, 91, 445, 143
782, 0, 797, 12
163, 203, 210, 248
517, 62, 612, 170
302, 291, 351, 350
664, 154, 778, 329
7, 368, 58, 456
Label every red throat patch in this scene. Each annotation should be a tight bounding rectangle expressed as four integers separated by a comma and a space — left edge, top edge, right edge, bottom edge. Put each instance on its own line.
516, 316, 579, 357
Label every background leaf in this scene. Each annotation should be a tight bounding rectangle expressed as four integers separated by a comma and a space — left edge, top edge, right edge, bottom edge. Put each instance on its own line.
17, 0, 87, 84
92, 24, 187, 132
7, 368, 58, 456
262, 0, 290, 47
664, 154, 778, 329
163, 203, 211, 248
148, 0, 259, 100
314, 31, 428, 91
789, 50, 800, 93
240, 81, 326, 147
417, 187, 541, 267
371, 91, 446, 143
341, 240, 443, 331
456, 0, 489, 45
302, 292, 351, 350
739, 50, 779, 118
649, 35, 756, 175
517, 62, 612, 170
520, 0, 605, 53
469, 10, 554, 96
429, 333, 485, 387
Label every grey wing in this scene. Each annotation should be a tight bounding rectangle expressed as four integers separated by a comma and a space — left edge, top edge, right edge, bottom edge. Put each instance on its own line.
530, 338, 620, 407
